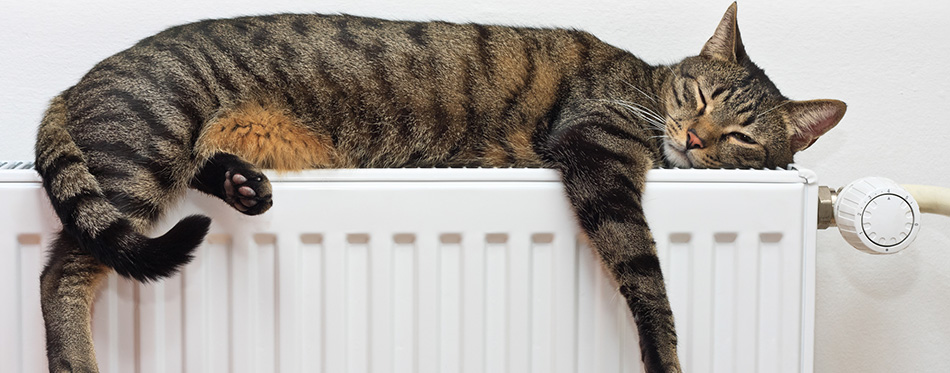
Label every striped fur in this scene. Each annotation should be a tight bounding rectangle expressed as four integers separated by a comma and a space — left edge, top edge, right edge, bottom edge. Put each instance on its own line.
34, 3, 845, 372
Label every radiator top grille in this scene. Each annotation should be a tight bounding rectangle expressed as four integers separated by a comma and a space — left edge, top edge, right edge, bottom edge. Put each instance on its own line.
0, 161, 34, 170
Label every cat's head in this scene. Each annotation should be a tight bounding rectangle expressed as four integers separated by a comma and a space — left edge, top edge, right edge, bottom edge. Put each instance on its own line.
660, 2, 846, 169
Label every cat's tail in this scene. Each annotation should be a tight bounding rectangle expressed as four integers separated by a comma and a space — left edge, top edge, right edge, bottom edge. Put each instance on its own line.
34, 94, 211, 282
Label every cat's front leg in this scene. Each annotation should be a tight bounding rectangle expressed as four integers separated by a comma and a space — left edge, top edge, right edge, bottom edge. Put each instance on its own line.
543, 108, 681, 373
190, 152, 274, 215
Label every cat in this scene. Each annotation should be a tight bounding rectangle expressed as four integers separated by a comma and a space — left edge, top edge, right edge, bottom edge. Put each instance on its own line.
34, 3, 845, 372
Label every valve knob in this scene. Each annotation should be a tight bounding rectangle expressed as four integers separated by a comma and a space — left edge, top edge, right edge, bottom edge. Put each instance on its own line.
834, 177, 920, 254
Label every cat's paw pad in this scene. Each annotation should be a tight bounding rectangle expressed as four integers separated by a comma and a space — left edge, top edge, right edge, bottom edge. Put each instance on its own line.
224, 170, 273, 215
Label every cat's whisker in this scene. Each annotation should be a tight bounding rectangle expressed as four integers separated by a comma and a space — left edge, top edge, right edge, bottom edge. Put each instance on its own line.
619, 107, 667, 132
616, 101, 667, 125
621, 80, 658, 103
609, 289, 625, 305
588, 99, 662, 130
599, 99, 667, 127
611, 99, 663, 116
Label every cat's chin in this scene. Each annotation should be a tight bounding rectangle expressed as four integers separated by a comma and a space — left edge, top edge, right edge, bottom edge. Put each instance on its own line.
663, 142, 693, 168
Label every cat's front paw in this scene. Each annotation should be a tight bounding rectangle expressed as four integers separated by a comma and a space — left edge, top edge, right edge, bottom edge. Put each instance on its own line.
224, 170, 273, 215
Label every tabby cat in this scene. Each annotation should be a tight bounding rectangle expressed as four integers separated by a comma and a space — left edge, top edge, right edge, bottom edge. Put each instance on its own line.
34, 3, 844, 372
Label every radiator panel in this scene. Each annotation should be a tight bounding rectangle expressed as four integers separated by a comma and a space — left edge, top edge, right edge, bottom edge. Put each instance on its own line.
0, 168, 817, 372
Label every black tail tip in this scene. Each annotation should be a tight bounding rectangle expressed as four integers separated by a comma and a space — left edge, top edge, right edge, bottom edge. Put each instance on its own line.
170, 214, 213, 246
123, 214, 213, 282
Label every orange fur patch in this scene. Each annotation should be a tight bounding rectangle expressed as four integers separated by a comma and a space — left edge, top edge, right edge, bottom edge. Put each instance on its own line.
507, 129, 543, 166
198, 102, 335, 171
481, 143, 510, 167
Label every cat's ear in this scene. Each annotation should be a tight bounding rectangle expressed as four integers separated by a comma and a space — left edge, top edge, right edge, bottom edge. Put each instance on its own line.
701, 2, 748, 63
786, 99, 847, 151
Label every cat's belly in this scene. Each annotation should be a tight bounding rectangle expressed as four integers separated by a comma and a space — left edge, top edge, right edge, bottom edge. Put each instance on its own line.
195, 101, 338, 171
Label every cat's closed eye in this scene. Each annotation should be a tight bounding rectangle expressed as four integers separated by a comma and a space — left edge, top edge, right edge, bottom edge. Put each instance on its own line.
694, 82, 707, 114
724, 132, 757, 145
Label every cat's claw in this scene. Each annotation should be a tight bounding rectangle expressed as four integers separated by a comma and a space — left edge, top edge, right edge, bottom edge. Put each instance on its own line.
224, 170, 273, 215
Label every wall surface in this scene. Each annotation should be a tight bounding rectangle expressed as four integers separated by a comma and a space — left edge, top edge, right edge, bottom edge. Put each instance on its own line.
2, 0, 948, 371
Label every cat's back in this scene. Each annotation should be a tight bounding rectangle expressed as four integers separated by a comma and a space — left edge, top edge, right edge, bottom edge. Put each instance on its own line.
78, 13, 609, 102
59, 13, 633, 169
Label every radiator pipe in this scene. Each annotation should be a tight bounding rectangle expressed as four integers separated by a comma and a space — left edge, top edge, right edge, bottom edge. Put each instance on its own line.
817, 186, 838, 230
900, 184, 950, 217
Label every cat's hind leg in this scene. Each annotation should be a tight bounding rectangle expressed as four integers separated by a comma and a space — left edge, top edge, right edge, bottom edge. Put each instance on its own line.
191, 152, 274, 215
41, 232, 110, 373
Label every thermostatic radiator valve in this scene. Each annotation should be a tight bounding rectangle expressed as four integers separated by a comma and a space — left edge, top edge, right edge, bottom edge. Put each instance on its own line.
818, 177, 950, 254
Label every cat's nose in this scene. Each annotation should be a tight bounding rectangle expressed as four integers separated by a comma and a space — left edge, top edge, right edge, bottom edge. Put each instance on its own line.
686, 129, 705, 150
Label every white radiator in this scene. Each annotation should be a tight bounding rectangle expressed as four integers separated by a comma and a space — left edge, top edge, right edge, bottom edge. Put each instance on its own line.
0, 165, 817, 373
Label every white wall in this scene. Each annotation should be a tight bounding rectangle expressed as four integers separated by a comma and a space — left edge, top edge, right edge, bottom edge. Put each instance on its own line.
2, 0, 948, 371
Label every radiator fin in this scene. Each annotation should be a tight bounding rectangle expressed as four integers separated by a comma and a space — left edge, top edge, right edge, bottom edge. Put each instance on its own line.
17, 235, 45, 373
